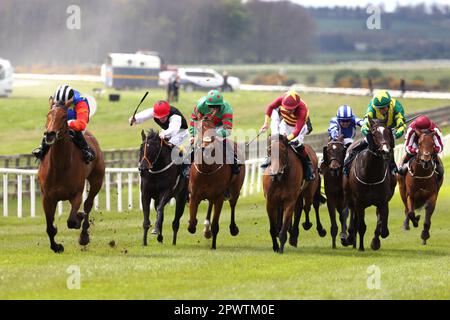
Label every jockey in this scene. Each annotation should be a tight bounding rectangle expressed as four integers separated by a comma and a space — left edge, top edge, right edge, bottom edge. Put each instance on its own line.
188, 89, 240, 175
328, 105, 363, 147
260, 90, 315, 181
343, 90, 406, 175
397, 115, 444, 181
129, 100, 190, 177
32, 84, 96, 163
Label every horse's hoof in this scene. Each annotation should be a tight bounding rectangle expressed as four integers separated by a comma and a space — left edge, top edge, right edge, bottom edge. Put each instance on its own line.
188, 226, 196, 234
67, 219, 81, 230
289, 237, 298, 248
422, 239, 427, 245
381, 228, 389, 239
157, 234, 163, 243
302, 221, 312, 230
229, 225, 239, 236
142, 242, 147, 246
318, 228, 327, 238
278, 247, 284, 254
204, 229, 212, 239
79, 234, 90, 246
403, 221, 410, 231
371, 238, 381, 251
358, 247, 365, 252
413, 215, 421, 228
421, 230, 430, 241
52, 243, 64, 253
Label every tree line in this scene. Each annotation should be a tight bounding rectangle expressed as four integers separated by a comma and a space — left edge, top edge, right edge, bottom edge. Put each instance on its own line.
0, 0, 315, 66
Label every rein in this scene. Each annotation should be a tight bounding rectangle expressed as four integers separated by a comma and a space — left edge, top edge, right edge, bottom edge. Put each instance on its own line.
141, 138, 174, 174
353, 152, 388, 186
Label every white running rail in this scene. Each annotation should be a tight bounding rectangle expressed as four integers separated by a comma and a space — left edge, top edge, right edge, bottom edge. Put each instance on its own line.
1, 134, 449, 218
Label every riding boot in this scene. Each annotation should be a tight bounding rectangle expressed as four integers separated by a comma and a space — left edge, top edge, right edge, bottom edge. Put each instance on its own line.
291, 142, 315, 181
389, 154, 398, 174
231, 155, 241, 175
71, 130, 96, 163
434, 156, 444, 184
260, 156, 271, 169
397, 153, 413, 176
343, 140, 368, 176
31, 137, 51, 160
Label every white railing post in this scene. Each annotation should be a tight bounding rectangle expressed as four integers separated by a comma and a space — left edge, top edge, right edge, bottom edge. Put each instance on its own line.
249, 163, 256, 195
257, 163, 262, 194
3, 174, 8, 217
30, 175, 35, 218
58, 201, 63, 216
17, 174, 22, 218
94, 195, 99, 211
117, 173, 122, 212
128, 173, 133, 210
105, 173, 111, 211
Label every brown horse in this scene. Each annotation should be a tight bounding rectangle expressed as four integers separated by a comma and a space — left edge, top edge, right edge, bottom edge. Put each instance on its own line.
263, 135, 306, 253
397, 132, 444, 244
320, 136, 349, 248
343, 118, 396, 251
188, 118, 245, 249
289, 144, 326, 248
38, 98, 105, 253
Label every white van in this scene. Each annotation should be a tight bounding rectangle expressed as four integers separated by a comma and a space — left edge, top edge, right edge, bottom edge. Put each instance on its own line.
0, 58, 13, 97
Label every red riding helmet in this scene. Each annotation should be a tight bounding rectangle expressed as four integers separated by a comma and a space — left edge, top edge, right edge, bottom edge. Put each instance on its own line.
415, 115, 432, 132
153, 100, 170, 119
281, 90, 301, 110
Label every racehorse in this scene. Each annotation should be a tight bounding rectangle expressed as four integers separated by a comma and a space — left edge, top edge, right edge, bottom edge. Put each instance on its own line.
38, 97, 105, 253
289, 144, 326, 248
263, 134, 306, 253
320, 135, 349, 248
139, 129, 189, 245
397, 132, 444, 244
344, 118, 397, 251
188, 117, 245, 249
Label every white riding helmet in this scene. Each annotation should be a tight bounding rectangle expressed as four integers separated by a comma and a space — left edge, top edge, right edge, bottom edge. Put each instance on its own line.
53, 84, 74, 103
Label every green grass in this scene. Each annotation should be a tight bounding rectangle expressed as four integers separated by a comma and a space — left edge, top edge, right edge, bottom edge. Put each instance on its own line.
1, 79, 449, 155
0, 160, 449, 299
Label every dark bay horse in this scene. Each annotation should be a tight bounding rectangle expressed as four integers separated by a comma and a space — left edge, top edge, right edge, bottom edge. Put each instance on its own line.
263, 135, 306, 253
343, 118, 397, 251
188, 118, 245, 249
397, 132, 444, 244
38, 98, 105, 253
320, 136, 349, 248
139, 129, 188, 245
289, 144, 326, 247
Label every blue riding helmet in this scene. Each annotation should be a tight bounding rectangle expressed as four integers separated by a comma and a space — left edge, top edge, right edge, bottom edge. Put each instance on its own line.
337, 105, 353, 120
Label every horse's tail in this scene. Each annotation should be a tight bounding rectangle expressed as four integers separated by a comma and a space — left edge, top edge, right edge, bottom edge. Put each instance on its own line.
314, 176, 327, 206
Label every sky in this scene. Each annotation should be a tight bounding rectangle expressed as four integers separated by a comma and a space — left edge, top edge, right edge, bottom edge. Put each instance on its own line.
285, 0, 450, 12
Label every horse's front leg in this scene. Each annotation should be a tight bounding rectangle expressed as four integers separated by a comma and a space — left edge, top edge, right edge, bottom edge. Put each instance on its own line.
172, 183, 188, 245
338, 205, 349, 246
355, 204, 366, 252
289, 198, 302, 248
421, 196, 437, 245
43, 197, 64, 253
279, 202, 295, 254
313, 198, 327, 237
406, 192, 420, 228
141, 182, 152, 246
327, 198, 338, 249
67, 192, 84, 230
371, 207, 382, 251
203, 201, 213, 239
211, 196, 225, 250
155, 193, 171, 243
188, 195, 200, 234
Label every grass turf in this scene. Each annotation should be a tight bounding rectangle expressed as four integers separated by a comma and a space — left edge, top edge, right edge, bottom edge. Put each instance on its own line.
0, 160, 449, 299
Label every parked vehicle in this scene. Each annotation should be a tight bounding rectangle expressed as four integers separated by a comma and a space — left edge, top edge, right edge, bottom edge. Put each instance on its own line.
101, 51, 163, 89
159, 68, 240, 92
0, 58, 13, 97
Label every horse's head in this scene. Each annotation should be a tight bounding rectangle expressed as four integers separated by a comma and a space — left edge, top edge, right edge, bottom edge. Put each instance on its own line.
198, 116, 217, 149
45, 97, 71, 145
417, 132, 435, 169
326, 135, 345, 176
368, 117, 392, 161
139, 129, 162, 171
269, 134, 288, 181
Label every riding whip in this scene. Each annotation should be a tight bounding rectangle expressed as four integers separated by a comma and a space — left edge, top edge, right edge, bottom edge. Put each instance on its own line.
130, 91, 149, 126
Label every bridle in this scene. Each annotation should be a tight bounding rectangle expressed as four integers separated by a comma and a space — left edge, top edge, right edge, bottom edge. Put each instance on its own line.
140, 138, 168, 172
45, 104, 69, 143
326, 140, 345, 169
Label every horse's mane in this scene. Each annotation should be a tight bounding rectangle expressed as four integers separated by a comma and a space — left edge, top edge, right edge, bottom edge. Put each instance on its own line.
146, 129, 160, 142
